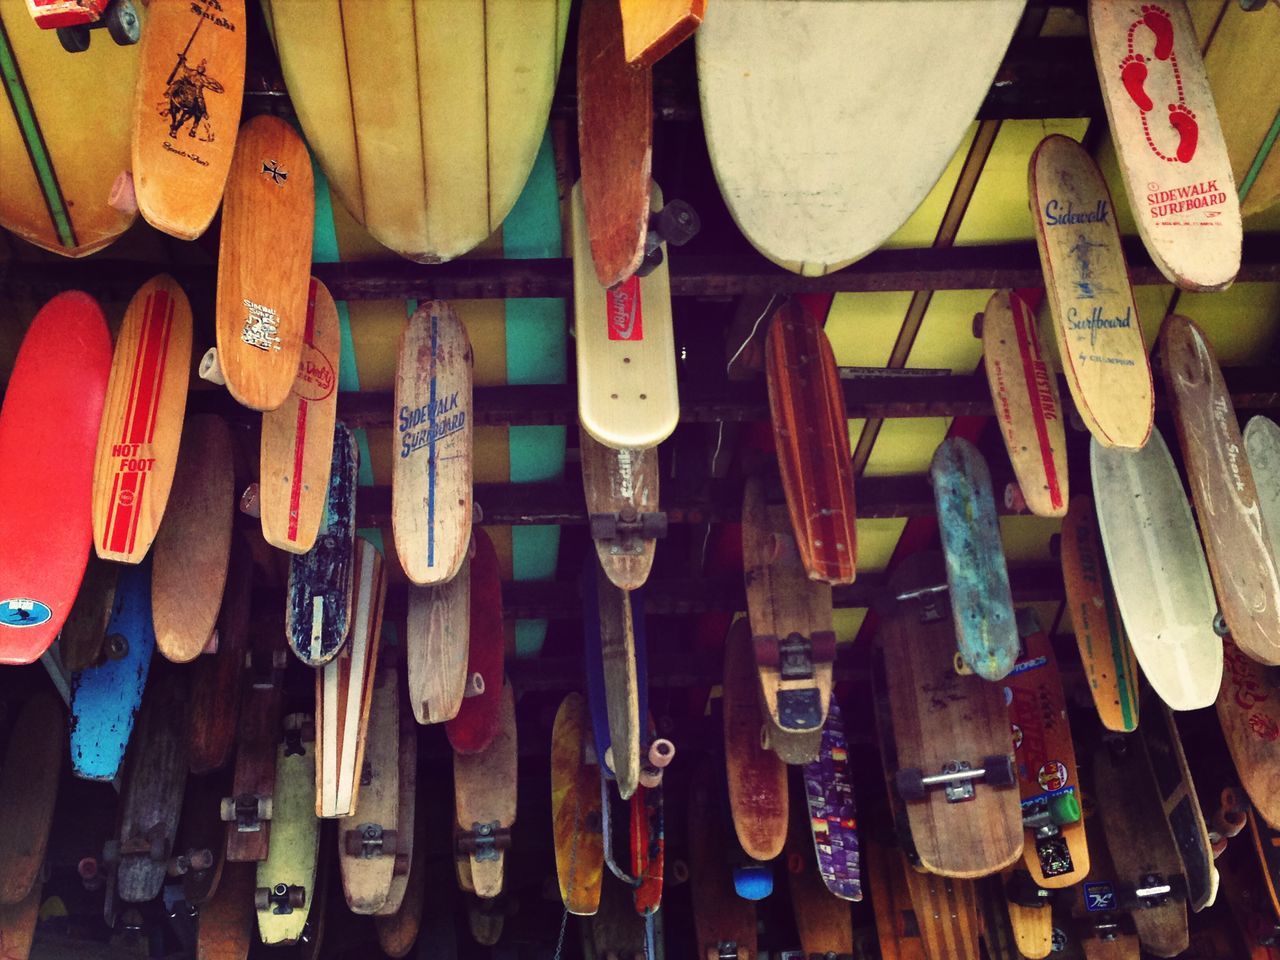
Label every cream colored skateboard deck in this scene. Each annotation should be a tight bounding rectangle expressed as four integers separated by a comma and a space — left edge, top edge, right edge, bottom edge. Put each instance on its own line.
1089, 0, 1242, 292
373, 705, 417, 918
1090, 429, 1222, 710
406, 555, 469, 726
454, 681, 517, 900
1028, 134, 1153, 451
393, 301, 473, 586
580, 427, 661, 591
573, 180, 679, 451
255, 713, 318, 946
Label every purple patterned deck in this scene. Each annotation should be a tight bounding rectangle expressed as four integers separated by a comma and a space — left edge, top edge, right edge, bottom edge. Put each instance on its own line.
802, 701, 861, 901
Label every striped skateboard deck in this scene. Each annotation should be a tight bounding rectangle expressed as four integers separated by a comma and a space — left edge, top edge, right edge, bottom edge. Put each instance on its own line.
255, 714, 319, 946
620, 0, 703, 67
444, 528, 503, 756
551, 692, 604, 916
902, 864, 982, 960
406, 556, 469, 726
580, 428, 661, 592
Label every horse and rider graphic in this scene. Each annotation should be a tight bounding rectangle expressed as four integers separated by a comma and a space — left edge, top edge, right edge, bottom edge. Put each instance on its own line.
161, 53, 224, 142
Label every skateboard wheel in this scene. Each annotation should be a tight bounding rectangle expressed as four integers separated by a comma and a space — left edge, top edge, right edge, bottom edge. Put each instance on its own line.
254, 887, 269, 912
198, 347, 225, 386
649, 738, 675, 769
1212, 612, 1229, 637
1049, 792, 1082, 825
669, 859, 689, 885
239, 483, 261, 518
105, 0, 141, 46
733, 864, 773, 901
894, 768, 926, 802
381, 831, 399, 857
753, 635, 781, 669
187, 848, 213, 872
107, 170, 137, 215
653, 200, 701, 247
1048, 533, 1062, 559
288, 886, 306, 909
972, 312, 984, 339
465, 672, 486, 698
219, 798, 235, 822
258, 797, 273, 821
1003, 482, 1027, 514
636, 246, 664, 278
984, 754, 1017, 788
1239, 0, 1270, 8
57, 25, 90, 53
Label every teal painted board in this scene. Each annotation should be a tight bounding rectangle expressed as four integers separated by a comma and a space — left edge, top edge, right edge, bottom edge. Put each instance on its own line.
929, 437, 1018, 681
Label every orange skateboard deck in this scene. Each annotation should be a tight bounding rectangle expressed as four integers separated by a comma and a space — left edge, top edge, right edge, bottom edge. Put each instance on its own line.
187, 537, 249, 775
551, 692, 604, 916
998, 869, 1053, 960
765, 298, 857, 584
454, 681, 517, 900
1028, 133, 1153, 451
223, 624, 285, 862
581, 428, 662, 592
406, 554, 469, 726
902, 863, 982, 960
0, 693, 62, 905
92, 274, 193, 565
688, 763, 757, 960
56, 556, 118, 673
1217, 633, 1280, 831
151, 414, 234, 663
393, 300, 473, 586
979, 289, 1068, 519
214, 113, 313, 411
130, 0, 245, 239
196, 859, 254, 960
260, 278, 340, 555
1089, 0, 1242, 292
1161, 314, 1280, 667
785, 807, 853, 959
619, 0, 704, 67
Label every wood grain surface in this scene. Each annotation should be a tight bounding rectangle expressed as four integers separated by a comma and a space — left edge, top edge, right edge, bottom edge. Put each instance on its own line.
580, 428, 659, 591
620, 0, 703, 66
196, 859, 253, 960
131, 0, 245, 240
454, 681, 517, 899
374, 706, 418, 918
1000, 870, 1052, 960
445, 529, 503, 755
0, 693, 62, 905
864, 837, 928, 960
592, 560, 640, 799
406, 556, 469, 725
902, 863, 981, 960
551, 692, 603, 916
688, 763, 758, 960
1216, 633, 1280, 831
225, 625, 283, 862
0, 881, 38, 960
372, 806, 426, 958
57, 557, 118, 673
92, 274, 193, 565
785, 807, 853, 958
215, 114, 313, 411
255, 717, 318, 945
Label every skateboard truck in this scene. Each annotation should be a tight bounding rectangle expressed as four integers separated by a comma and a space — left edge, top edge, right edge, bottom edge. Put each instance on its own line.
255, 882, 306, 914
344, 822, 398, 859
895, 755, 1016, 804
636, 200, 701, 278
755, 630, 836, 731
283, 713, 314, 757
1004, 869, 1051, 909
220, 793, 273, 832
589, 507, 668, 556
712, 942, 748, 960
246, 647, 287, 690
457, 821, 512, 862
1120, 872, 1181, 910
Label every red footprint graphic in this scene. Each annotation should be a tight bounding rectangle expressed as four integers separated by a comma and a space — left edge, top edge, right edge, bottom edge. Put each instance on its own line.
1119, 54, 1153, 111
1169, 104, 1199, 162
1141, 4, 1175, 61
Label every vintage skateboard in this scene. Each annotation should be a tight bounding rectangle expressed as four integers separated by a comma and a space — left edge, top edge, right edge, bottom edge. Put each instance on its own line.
196, 858, 254, 960
338, 653, 400, 915
879, 551, 1023, 878
620, 0, 702, 66
213, 113, 313, 411
406, 553, 469, 725
551, 692, 604, 916
92, 275, 193, 566
930, 437, 1019, 681
0, 693, 62, 905
255, 713, 319, 946
374, 704, 418, 919
1089, 0, 1242, 291
454, 681, 517, 900
1161, 314, 1280, 666
628, 778, 664, 916
582, 558, 642, 799
864, 836, 928, 960
151, 414, 234, 663
373, 807, 426, 957
978, 289, 1069, 518
223, 622, 285, 863
573, 179, 680, 451
260, 277, 341, 555
1216, 633, 1280, 831
741, 476, 835, 738
1028, 133, 1154, 450
187, 537, 250, 775
694, 0, 1022, 276
445, 528, 503, 755
287, 422, 358, 666
171, 773, 227, 907
69, 559, 156, 781
1216, 832, 1280, 959
998, 868, 1053, 960
1059, 496, 1141, 733
1090, 428, 1222, 710
785, 802, 854, 959
58, 557, 119, 672
316, 538, 385, 818
130, 0, 244, 239
588, 877, 646, 960
902, 861, 982, 960
722, 617, 788, 863
1006, 610, 1089, 888
0, 292, 111, 665
581, 428, 663, 592
392, 300, 473, 586
802, 701, 861, 901
1065, 820, 1143, 960
688, 763, 757, 960
765, 297, 858, 585
1248, 413, 1280, 562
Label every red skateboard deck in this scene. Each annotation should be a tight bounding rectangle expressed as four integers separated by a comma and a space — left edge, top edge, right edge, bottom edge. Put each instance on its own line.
0, 291, 112, 665
445, 528, 504, 756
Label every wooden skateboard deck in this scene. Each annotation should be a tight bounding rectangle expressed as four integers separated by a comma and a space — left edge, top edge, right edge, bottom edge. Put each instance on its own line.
864, 837, 928, 960
765, 298, 858, 584
580, 428, 662, 592
58, 557, 118, 672
582, 558, 641, 798
902, 863, 982, 960
406, 556, 469, 725
69, 559, 155, 781
802, 701, 861, 901
1060, 496, 1141, 733
0, 882, 38, 960
1245, 809, 1280, 928
374, 705, 418, 918
1090, 429, 1222, 710
260, 0, 568, 264
628, 779, 663, 915
0, 693, 62, 905
151, 414, 234, 663
260, 277, 341, 555
577, 0, 651, 288
573, 180, 679, 450
1089, 0, 1242, 291
979, 289, 1069, 519
454, 681, 517, 900
131, 0, 245, 239
373, 808, 426, 958
741, 476, 834, 735
224, 622, 284, 862
551, 692, 604, 916
255, 714, 319, 946
287, 422, 357, 666
785, 806, 853, 959
695, 0, 1022, 276
339, 655, 399, 915
589, 877, 645, 960
392, 300, 473, 586
880, 551, 1023, 878
620, 0, 702, 66
0, 0, 138, 255
1248, 413, 1280, 565
1161, 314, 1280, 667
196, 859, 253, 960
1028, 133, 1154, 451
1005, 612, 1089, 888
316, 539, 384, 818
688, 763, 757, 960
998, 869, 1053, 960
445, 528, 503, 756
1216, 633, 1280, 831
0, 292, 111, 665
92, 275, 193, 566
930, 437, 1019, 681
1066, 823, 1143, 960
214, 113, 313, 412
722, 617, 788, 862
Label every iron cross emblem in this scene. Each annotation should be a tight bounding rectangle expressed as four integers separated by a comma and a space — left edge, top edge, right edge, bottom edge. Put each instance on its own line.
261, 160, 288, 185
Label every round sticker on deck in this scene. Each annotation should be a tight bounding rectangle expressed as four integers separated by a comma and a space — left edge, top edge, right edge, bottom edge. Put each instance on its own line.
0, 598, 52, 628
1037, 760, 1068, 792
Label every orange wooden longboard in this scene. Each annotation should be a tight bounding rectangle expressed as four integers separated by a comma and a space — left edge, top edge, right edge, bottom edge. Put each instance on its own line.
1028, 133, 1154, 451
863, 837, 928, 960
196, 859, 254, 960
260, 278, 340, 554
454, 681, 517, 900
92, 274, 193, 564
1089, 0, 1242, 292
131, 0, 246, 240
580, 427, 661, 592
551, 692, 604, 916
619, 0, 704, 67
902, 861, 982, 960
979, 289, 1069, 518
1217, 633, 1280, 831
214, 113, 313, 412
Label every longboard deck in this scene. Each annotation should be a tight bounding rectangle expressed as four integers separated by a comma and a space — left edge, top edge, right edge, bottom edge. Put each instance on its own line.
454, 681, 517, 900
801, 701, 861, 901
586, 559, 641, 799
375, 704, 419, 916
902, 862, 982, 960
225, 625, 284, 863
196, 860, 254, 960
406, 558, 469, 725
0, 693, 62, 906
255, 716, 319, 946
864, 837, 929, 960
444, 528, 503, 756
551, 692, 604, 916
619, 0, 703, 67
188, 538, 250, 775
580, 428, 660, 592
688, 763, 758, 960
785, 807, 854, 958
1028, 133, 1154, 451
1216, 634, 1280, 831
